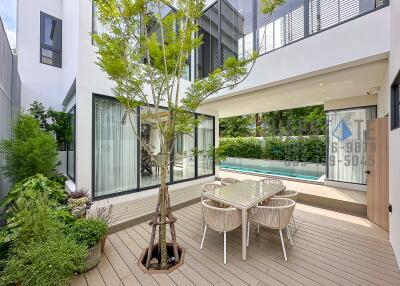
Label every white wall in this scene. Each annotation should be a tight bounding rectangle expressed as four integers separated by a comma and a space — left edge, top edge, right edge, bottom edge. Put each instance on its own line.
17, 0, 64, 109
207, 7, 390, 102
388, 0, 400, 266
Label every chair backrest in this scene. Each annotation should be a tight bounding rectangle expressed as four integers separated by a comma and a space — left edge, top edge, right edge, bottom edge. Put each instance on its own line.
221, 178, 239, 186
202, 200, 241, 232
253, 198, 295, 230
274, 190, 298, 202
202, 183, 222, 193
260, 178, 283, 186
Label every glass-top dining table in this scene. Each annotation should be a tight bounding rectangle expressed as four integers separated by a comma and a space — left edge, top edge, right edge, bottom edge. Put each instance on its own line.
201, 179, 285, 260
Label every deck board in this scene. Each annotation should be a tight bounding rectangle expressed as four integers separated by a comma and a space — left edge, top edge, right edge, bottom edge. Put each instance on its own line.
84, 202, 400, 286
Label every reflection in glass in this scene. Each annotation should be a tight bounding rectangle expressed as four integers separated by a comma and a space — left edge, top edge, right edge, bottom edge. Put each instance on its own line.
327, 107, 376, 185
94, 97, 138, 196
198, 116, 214, 176
173, 132, 195, 182
67, 107, 75, 181
140, 107, 170, 188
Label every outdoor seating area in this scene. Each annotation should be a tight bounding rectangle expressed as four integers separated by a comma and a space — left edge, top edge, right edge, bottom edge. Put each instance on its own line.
71, 198, 400, 286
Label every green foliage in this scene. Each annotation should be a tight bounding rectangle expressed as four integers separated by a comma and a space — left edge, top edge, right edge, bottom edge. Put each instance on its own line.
1, 174, 67, 212
219, 136, 326, 163
29, 101, 72, 149
69, 219, 107, 248
0, 194, 86, 286
0, 114, 59, 184
220, 115, 254, 137
260, 0, 286, 14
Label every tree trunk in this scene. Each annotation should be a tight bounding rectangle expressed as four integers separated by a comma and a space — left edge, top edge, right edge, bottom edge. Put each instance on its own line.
159, 161, 168, 269
255, 113, 262, 137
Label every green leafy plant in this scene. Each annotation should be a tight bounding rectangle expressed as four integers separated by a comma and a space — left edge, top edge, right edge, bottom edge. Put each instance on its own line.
29, 101, 72, 150
1, 174, 67, 212
0, 114, 60, 184
220, 136, 326, 163
92, 0, 283, 269
69, 219, 107, 248
0, 194, 86, 286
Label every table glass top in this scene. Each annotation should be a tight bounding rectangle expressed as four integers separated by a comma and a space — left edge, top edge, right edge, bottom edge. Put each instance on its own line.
202, 180, 285, 209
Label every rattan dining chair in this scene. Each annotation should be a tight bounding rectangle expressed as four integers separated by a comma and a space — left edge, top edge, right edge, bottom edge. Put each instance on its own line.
221, 177, 240, 186
247, 198, 296, 261
202, 183, 222, 193
200, 199, 241, 264
274, 190, 299, 231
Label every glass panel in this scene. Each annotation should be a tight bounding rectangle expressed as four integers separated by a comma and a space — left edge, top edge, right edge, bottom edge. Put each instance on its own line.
140, 107, 170, 188
327, 106, 376, 185
94, 97, 138, 197
203, 179, 284, 208
67, 108, 75, 180
257, 0, 304, 53
173, 132, 195, 182
93, 4, 108, 35
197, 116, 214, 176
196, 3, 219, 79
221, 0, 253, 61
41, 48, 61, 67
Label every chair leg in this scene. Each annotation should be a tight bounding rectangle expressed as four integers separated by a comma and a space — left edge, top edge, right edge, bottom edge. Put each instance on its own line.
291, 216, 297, 232
223, 231, 227, 265
279, 229, 288, 262
247, 221, 250, 247
200, 225, 207, 250
287, 226, 293, 246
257, 224, 260, 234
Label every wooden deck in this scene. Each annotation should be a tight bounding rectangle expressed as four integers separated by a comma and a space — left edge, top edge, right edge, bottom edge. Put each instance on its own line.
72, 202, 400, 286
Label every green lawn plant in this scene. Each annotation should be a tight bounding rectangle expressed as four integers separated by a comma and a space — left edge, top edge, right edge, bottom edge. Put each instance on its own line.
92, 0, 283, 269
69, 218, 107, 249
0, 114, 59, 184
0, 194, 86, 286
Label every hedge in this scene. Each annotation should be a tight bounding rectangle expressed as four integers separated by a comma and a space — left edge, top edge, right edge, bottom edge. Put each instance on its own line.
219, 136, 326, 163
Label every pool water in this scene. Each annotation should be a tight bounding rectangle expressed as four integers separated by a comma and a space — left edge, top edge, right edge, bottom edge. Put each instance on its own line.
219, 164, 324, 181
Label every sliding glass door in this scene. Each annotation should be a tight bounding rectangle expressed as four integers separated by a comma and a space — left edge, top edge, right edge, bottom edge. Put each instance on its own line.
93, 95, 215, 198
94, 96, 138, 197
326, 106, 376, 185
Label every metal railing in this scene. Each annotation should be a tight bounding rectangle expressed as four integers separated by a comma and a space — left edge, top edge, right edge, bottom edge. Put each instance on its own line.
257, 0, 389, 55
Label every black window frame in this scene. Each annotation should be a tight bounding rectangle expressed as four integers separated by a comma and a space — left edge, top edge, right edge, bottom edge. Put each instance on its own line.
67, 106, 76, 181
40, 12, 62, 68
92, 94, 216, 200
391, 71, 400, 131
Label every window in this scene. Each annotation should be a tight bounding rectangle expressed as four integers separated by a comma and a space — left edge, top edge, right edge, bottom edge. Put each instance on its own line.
40, 12, 62, 68
391, 72, 400, 130
67, 107, 76, 181
92, 95, 215, 199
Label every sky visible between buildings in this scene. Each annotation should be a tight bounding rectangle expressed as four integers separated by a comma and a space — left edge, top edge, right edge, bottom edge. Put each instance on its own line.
0, 0, 16, 50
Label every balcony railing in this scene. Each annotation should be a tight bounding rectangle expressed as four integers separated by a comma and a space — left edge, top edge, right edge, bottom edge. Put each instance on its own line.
195, 0, 389, 80
257, 0, 389, 55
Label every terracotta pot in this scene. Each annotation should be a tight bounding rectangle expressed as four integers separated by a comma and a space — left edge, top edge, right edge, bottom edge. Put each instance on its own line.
84, 241, 101, 272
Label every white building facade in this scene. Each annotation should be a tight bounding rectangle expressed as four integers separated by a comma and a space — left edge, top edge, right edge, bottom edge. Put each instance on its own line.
16, 0, 400, 265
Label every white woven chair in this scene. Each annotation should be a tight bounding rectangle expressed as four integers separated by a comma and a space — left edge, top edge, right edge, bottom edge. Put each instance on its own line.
274, 190, 299, 231
202, 183, 222, 193
200, 200, 241, 264
220, 177, 239, 186
248, 198, 296, 261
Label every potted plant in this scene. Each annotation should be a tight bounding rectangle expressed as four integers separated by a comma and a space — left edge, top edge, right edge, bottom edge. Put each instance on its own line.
88, 202, 114, 251
68, 218, 107, 271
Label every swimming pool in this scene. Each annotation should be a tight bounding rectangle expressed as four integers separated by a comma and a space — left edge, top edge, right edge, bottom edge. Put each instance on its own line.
220, 158, 325, 182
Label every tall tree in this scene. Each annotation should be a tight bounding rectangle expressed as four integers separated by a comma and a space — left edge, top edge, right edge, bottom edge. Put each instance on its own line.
220, 115, 254, 138
92, 0, 283, 270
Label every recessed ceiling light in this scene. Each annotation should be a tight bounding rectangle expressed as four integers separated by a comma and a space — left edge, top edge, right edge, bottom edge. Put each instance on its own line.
319, 83, 325, 86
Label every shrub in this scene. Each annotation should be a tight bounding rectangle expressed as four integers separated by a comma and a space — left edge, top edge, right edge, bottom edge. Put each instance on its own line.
1, 174, 67, 212
69, 219, 107, 248
0, 114, 59, 183
220, 136, 326, 163
0, 194, 86, 286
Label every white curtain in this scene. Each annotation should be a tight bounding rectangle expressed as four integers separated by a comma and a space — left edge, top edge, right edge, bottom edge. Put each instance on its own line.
327, 107, 375, 186
198, 117, 214, 176
94, 97, 138, 197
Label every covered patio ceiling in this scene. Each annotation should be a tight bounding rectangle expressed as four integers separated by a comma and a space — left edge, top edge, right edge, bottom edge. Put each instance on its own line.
200, 59, 388, 118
